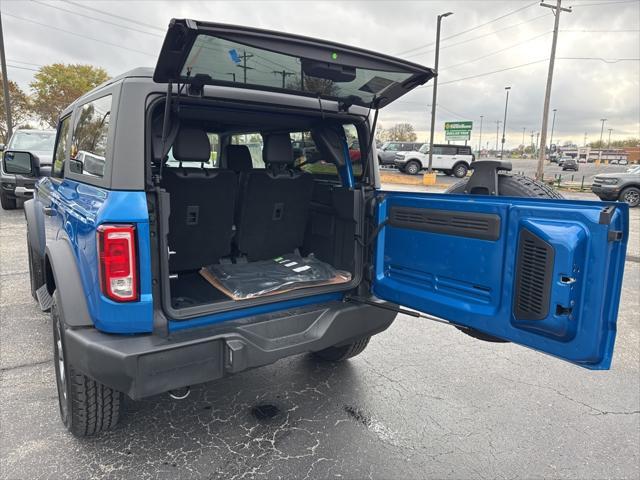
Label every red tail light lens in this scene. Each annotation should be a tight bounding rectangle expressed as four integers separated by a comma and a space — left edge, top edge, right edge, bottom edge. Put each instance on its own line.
97, 224, 138, 302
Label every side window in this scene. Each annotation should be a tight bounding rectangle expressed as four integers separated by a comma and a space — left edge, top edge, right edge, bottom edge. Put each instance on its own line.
441, 146, 458, 156
432, 146, 443, 155
52, 115, 71, 178
299, 124, 362, 179
387, 143, 399, 151
231, 133, 264, 167
69, 95, 112, 178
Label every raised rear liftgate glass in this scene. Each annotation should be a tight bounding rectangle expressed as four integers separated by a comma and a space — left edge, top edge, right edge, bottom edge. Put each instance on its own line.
153, 19, 434, 108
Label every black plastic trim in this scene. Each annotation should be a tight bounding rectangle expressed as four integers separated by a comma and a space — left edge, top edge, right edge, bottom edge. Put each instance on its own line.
45, 240, 94, 327
388, 206, 501, 241
513, 229, 555, 321
63, 301, 396, 399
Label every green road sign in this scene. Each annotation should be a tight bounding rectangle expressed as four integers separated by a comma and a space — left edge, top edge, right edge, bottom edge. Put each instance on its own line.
444, 121, 473, 132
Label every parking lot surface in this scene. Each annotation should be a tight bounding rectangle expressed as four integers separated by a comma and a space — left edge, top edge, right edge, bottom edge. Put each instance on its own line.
1, 190, 639, 480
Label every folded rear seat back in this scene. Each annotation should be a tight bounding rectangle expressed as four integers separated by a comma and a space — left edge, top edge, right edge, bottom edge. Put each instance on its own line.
162, 127, 238, 272
236, 134, 314, 261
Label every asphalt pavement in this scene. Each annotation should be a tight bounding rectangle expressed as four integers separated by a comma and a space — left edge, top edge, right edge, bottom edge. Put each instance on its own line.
1, 188, 639, 480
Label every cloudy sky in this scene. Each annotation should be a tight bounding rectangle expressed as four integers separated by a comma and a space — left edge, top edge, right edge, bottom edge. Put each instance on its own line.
1, 0, 639, 148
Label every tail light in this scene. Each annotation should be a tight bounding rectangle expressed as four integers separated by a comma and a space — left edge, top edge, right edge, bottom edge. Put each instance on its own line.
97, 224, 138, 302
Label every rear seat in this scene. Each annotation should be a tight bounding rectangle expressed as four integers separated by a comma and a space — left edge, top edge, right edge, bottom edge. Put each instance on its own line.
162, 127, 238, 272
235, 134, 314, 261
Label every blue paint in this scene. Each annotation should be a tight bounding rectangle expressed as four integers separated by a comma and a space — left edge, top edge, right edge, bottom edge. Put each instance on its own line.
373, 190, 628, 370
339, 139, 355, 189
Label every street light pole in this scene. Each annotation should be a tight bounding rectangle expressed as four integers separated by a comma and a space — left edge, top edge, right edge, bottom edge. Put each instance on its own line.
478, 115, 483, 157
536, 0, 572, 180
495, 120, 502, 155
427, 11, 453, 174
608, 128, 613, 149
0, 12, 13, 142
549, 108, 557, 151
598, 118, 607, 161
500, 86, 511, 159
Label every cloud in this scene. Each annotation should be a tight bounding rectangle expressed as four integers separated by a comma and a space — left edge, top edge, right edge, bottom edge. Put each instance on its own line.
2, 0, 638, 147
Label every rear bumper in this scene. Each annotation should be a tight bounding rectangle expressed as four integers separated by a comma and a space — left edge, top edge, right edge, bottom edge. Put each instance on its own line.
64, 301, 396, 399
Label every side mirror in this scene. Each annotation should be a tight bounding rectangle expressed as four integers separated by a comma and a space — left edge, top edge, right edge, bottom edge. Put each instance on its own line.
2, 150, 40, 176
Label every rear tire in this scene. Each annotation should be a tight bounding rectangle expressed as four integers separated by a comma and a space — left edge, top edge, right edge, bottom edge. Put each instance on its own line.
312, 337, 371, 362
0, 191, 17, 210
52, 291, 123, 437
405, 161, 421, 175
620, 186, 640, 207
452, 162, 469, 178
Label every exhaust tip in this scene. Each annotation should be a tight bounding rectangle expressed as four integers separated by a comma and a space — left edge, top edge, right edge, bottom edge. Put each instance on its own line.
168, 386, 191, 400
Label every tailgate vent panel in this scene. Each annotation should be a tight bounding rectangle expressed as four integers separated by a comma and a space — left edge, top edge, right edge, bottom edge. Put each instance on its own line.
513, 229, 555, 321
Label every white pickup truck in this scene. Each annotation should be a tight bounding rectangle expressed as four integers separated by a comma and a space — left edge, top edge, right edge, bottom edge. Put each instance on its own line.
393, 143, 475, 177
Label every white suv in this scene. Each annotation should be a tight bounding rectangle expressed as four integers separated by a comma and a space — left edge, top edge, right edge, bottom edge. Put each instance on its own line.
394, 143, 475, 177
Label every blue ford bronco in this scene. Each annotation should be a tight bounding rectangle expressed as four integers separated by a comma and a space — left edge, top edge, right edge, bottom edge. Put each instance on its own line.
24, 19, 628, 436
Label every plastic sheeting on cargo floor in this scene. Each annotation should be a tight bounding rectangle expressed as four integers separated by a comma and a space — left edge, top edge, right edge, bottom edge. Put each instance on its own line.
200, 253, 352, 300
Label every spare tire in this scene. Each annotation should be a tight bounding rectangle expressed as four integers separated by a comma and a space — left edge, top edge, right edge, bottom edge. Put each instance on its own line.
445, 173, 563, 343
445, 173, 564, 199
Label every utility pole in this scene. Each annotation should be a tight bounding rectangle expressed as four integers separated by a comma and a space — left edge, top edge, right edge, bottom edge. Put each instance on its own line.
530, 131, 535, 155
500, 86, 511, 159
584, 131, 588, 147
0, 12, 13, 142
495, 120, 502, 155
226, 72, 236, 82
598, 118, 606, 161
427, 11, 453, 174
536, 132, 540, 157
272, 70, 295, 89
549, 108, 557, 151
522, 127, 526, 150
608, 128, 613, 149
478, 115, 484, 157
535, 0, 572, 180
237, 51, 254, 84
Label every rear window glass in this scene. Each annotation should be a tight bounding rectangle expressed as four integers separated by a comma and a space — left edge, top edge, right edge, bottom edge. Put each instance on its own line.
182, 34, 413, 105
230, 134, 264, 167
69, 95, 112, 178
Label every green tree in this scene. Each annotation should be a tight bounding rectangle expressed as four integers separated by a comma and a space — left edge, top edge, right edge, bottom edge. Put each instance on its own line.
0, 81, 33, 143
30, 64, 109, 128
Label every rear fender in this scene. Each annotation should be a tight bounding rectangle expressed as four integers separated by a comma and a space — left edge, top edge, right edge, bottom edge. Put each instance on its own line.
24, 199, 45, 258
45, 240, 93, 327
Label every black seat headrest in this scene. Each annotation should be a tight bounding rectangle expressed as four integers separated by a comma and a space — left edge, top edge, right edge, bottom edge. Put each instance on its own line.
226, 145, 253, 173
262, 134, 293, 165
173, 127, 210, 163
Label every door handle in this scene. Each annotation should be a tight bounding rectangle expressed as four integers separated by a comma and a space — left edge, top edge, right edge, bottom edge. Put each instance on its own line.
44, 206, 57, 217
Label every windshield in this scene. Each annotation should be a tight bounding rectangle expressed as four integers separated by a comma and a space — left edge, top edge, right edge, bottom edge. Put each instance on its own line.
627, 165, 640, 174
9, 131, 56, 152
418, 144, 429, 154
182, 34, 415, 105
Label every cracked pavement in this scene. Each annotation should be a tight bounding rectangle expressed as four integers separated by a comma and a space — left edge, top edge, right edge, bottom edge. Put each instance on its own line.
1, 192, 639, 480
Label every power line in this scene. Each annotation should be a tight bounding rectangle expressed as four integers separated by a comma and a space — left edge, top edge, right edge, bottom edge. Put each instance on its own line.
30, 0, 164, 38
61, 0, 165, 32
1, 11, 156, 58
441, 31, 552, 71
6, 63, 39, 72
395, 1, 539, 56
403, 13, 552, 59
557, 56, 640, 62
571, 0, 639, 7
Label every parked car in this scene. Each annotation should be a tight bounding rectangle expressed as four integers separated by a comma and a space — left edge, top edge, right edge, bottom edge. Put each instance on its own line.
561, 158, 579, 171
591, 165, 640, 207
394, 143, 474, 177
24, 19, 628, 437
377, 141, 424, 166
0, 129, 56, 209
